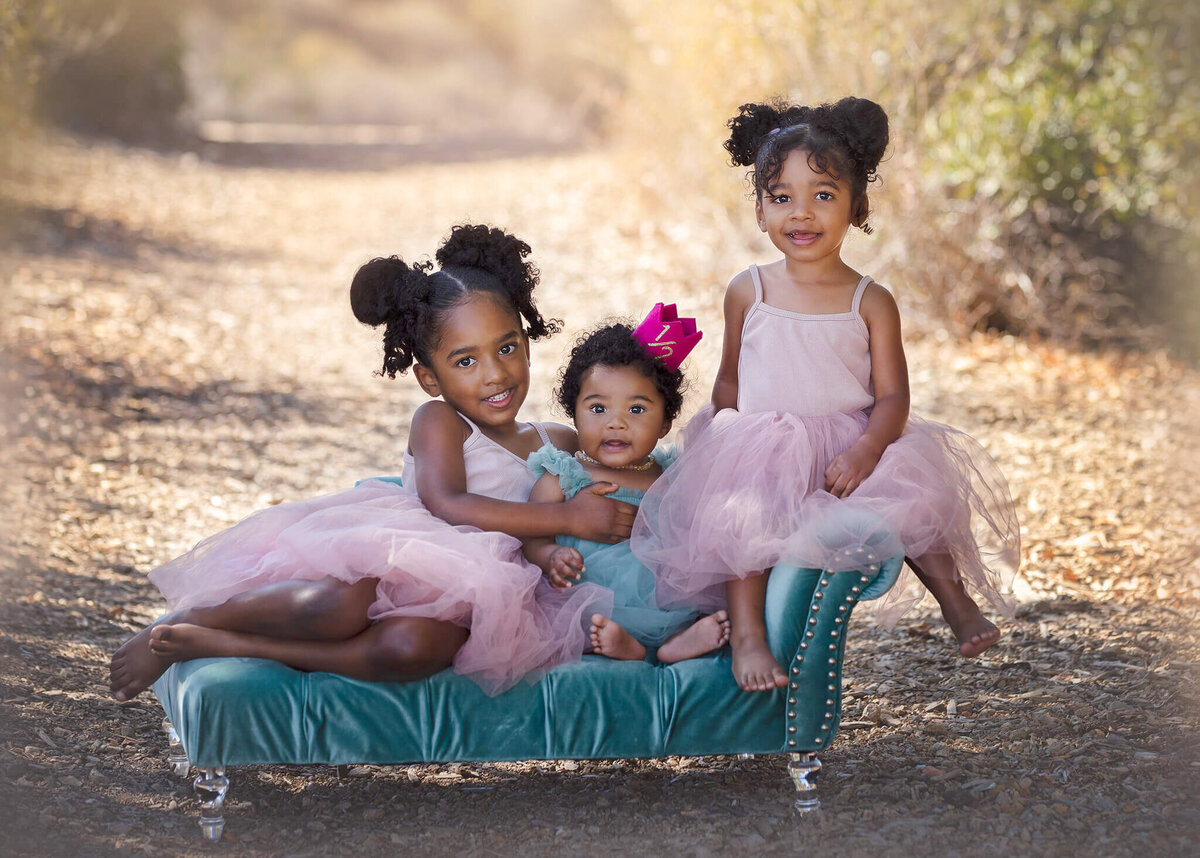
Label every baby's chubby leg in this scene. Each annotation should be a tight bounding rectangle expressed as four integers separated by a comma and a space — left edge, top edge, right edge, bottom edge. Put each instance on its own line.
589, 614, 646, 661
656, 611, 731, 664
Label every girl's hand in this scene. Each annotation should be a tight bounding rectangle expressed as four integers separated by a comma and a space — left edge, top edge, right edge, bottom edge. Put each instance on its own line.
564, 483, 638, 544
546, 546, 585, 588
825, 440, 883, 497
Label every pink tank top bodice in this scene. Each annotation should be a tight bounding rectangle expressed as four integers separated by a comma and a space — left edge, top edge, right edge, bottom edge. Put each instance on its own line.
401, 416, 551, 502
737, 265, 876, 417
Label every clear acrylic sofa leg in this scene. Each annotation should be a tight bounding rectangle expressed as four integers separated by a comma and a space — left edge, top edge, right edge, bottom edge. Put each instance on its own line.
788, 752, 822, 813
161, 717, 190, 777
194, 767, 230, 842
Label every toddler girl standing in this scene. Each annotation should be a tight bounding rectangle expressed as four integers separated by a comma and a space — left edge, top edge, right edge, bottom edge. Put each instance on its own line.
632, 98, 1020, 691
109, 225, 627, 699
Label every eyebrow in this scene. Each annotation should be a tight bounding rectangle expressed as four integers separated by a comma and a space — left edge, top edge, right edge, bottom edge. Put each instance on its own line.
767, 178, 841, 193
582, 392, 654, 402
445, 329, 521, 361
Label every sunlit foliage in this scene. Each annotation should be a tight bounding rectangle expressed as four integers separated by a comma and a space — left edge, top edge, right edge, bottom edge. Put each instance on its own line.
615, 0, 1198, 354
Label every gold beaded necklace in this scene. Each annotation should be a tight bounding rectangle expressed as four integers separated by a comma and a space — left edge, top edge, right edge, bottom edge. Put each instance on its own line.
574, 451, 657, 471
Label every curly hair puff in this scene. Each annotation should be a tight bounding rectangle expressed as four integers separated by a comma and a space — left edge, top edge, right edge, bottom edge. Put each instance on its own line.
350, 224, 561, 377
555, 322, 687, 421
725, 97, 889, 233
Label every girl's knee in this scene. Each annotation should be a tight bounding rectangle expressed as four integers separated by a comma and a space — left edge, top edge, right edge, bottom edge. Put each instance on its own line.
290, 578, 376, 639
365, 619, 466, 682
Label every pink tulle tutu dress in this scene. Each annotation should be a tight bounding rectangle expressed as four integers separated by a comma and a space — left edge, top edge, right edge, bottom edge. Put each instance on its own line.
149, 416, 613, 696
631, 266, 1020, 624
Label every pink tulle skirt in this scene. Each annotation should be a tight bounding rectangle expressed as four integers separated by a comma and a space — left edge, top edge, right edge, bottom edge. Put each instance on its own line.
631, 406, 1020, 625
149, 480, 613, 696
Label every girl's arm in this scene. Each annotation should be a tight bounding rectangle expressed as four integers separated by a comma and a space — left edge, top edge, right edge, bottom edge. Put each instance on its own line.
825, 282, 910, 497
521, 474, 585, 587
410, 401, 636, 542
711, 271, 755, 410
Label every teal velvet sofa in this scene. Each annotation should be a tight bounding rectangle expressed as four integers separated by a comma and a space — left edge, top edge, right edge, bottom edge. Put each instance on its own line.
152, 555, 901, 841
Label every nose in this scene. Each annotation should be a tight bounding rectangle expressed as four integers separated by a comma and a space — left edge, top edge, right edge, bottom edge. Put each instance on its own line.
481, 355, 506, 385
606, 410, 627, 429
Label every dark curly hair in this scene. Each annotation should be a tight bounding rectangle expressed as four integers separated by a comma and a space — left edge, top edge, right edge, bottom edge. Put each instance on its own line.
555, 322, 687, 421
349, 224, 561, 377
725, 96, 889, 233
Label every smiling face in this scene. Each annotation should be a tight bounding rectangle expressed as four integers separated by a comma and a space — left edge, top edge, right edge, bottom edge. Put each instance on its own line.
573, 364, 672, 469
412, 293, 530, 432
755, 148, 857, 268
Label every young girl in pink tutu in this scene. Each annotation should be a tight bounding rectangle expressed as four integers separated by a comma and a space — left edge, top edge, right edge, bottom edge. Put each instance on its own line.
631, 98, 1021, 691
109, 224, 629, 700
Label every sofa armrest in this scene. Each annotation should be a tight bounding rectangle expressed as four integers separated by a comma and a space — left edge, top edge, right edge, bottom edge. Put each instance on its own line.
764, 554, 903, 750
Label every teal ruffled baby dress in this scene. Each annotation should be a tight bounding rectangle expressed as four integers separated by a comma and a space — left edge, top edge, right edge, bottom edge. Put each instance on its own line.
527, 444, 701, 653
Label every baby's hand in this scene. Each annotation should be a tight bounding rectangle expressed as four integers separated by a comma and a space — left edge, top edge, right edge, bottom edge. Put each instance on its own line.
824, 441, 883, 498
546, 546, 585, 588
564, 483, 637, 544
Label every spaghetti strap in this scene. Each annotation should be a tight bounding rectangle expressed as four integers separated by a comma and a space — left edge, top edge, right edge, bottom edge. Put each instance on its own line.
850, 275, 872, 316
748, 264, 765, 304
532, 422, 551, 446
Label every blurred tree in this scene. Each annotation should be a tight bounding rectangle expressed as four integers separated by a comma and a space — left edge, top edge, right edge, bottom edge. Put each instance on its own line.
0, 0, 62, 139
34, 0, 188, 144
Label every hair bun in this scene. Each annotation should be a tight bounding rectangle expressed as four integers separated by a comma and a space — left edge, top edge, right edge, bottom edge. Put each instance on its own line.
437, 224, 531, 273
724, 102, 783, 166
350, 256, 416, 327
436, 223, 538, 297
829, 97, 889, 172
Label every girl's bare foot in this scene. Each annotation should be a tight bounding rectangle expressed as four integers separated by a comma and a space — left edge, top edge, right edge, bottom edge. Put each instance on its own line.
109, 624, 176, 702
589, 614, 646, 661
730, 633, 788, 692
928, 577, 1001, 657
947, 610, 1001, 657
907, 555, 1000, 658
149, 623, 244, 661
657, 611, 731, 664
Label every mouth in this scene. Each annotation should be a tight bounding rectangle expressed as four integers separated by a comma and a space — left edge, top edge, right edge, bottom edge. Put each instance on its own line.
599, 439, 630, 452
787, 231, 821, 245
482, 388, 514, 408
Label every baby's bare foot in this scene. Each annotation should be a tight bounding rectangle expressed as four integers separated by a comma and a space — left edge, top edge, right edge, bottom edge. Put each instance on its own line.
657, 611, 731, 664
730, 634, 788, 692
589, 614, 646, 661
109, 625, 174, 702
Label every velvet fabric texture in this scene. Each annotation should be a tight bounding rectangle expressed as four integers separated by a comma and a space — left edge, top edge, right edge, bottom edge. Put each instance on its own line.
153, 558, 902, 768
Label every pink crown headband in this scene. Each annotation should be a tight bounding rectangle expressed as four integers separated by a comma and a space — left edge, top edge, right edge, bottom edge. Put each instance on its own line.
631, 303, 702, 372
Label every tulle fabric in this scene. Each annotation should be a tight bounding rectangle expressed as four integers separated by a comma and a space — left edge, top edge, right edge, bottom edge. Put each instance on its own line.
527, 445, 699, 649
631, 405, 1021, 625
149, 479, 613, 696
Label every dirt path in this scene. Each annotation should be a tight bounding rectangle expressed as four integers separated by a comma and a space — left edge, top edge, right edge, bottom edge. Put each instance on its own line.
1, 136, 1198, 857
